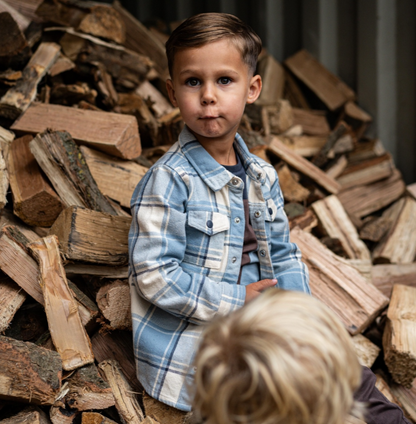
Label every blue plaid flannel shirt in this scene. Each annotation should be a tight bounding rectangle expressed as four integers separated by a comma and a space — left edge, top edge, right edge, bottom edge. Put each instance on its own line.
129, 126, 310, 411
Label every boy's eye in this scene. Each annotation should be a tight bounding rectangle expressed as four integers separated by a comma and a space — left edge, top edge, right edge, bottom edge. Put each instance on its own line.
218, 77, 232, 85
186, 78, 200, 86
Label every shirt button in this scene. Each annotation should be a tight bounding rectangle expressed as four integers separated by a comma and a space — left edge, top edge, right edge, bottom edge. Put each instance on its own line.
268, 207, 273, 215
232, 257, 237, 263
234, 217, 241, 224
257, 173, 262, 180
259, 249, 266, 257
206, 220, 213, 228
231, 178, 239, 186
254, 211, 261, 218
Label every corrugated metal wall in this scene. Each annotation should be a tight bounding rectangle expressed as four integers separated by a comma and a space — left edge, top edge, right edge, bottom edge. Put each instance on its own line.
121, 0, 416, 184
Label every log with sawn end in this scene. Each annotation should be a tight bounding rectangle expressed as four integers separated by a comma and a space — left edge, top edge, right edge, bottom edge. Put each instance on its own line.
0, 335, 62, 405
50, 206, 131, 265
0, 406, 51, 424
29, 235, 95, 371
12, 102, 142, 159
291, 107, 330, 136
276, 164, 310, 203
372, 263, 416, 298
0, 274, 26, 333
256, 54, 285, 106
290, 226, 389, 335
351, 333, 380, 368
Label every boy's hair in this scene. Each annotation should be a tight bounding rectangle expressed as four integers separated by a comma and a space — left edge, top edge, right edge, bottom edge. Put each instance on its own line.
193, 289, 364, 424
165, 13, 262, 77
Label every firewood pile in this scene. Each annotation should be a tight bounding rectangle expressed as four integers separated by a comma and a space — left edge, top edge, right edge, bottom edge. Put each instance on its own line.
0, 1, 415, 423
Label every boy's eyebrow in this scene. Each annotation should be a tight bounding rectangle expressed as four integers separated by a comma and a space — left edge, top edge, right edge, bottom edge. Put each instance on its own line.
178, 68, 241, 76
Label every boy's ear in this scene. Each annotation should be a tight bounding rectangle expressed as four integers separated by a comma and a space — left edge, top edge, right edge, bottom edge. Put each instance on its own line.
166, 79, 178, 107
246, 75, 262, 104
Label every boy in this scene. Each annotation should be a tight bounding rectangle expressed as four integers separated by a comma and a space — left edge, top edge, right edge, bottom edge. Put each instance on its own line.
193, 289, 365, 424
129, 12, 309, 411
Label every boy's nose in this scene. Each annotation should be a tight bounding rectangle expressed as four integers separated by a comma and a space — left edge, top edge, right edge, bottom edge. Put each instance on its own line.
201, 84, 216, 105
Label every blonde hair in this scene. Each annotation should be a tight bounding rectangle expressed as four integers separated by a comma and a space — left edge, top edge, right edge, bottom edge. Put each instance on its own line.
193, 290, 363, 424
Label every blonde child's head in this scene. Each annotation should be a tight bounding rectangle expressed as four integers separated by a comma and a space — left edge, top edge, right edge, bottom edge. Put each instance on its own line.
193, 289, 363, 424
165, 12, 262, 78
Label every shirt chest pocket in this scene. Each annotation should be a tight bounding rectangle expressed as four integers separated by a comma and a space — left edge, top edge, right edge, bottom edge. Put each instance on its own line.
184, 211, 230, 270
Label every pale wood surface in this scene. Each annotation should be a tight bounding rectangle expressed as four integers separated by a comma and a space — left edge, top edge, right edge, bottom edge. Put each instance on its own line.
50, 206, 131, 265
81, 145, 148, 208
256, 54, 285, 105
311, 195, 370, 260
98, 360, 145, 424
383, 284, 416, 387
348, 138, 385, 163
12, 102, 142, 159
407, 183, 416, 200
268, 136, 341, 194
290, 227, 389, 335
2, 0, 43, 23
81, 412, 119, 424
0, 274, 26, 333
373, 196, 416, 264
136, 80, 173, 119
277, 164, 310, 203
351, 334, 380, 368
325, 154, 348, 179
284, 49, 355, 111
0, 335, 62, 405
29, 235, 94, 371
292, 107, 330, 136
65, 263, 128, 279
372, 263, 416, 298
390, 380, 416, 423
274, 135, 327, 157
267, 99, 294, 134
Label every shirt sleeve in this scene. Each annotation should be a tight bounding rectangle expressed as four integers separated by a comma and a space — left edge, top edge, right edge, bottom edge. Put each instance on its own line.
129, 165, 246, 325
268, 171, 311, 294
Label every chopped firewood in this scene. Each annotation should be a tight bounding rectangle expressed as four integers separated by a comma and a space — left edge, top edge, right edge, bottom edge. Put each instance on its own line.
282, 124, 303, 137
56, 363, 115, 412
342, 101, 372, 139
9, 134, 64, 226
113, 0, 167, 77
65, 263, 128, 280
284, 49, 355, 111
0, 42, 60, 120
266, 100, 294, 134
344, 415, 366, 424
0, 335, 62, 404
0, 132, 9, 211
0, 406, 51, 424
90, 63, 117, 108
375, 374, 403, 407
92, 331, 141, 392
256, 54, 285, 105
407, 183, 416, 200
373, 196, 416, 264
383, 284, 416, 387
348, 138, 385, 163
336, 153, 394, 189
290, 227, 389, 335
330, 134, 354, 156
325, 155, 348, 179
143, 393, 191, 424
50, 82, 97, 106
338, 169, 406, 219
36, 0, 125, 44
98, 360, 145, 424
49, 404, 79, 424
0, 10, 27, 56
359, 216, 392, 242
50, 206, 131, 265
276, 164, 310, 203
351, 333, 380, 368
283, 69, 310, 110
48, 53, 75, 77
275, 135, 327, 157
289, 208, 318, 232
136, 80, 174, 119
268, 136, 341, 194
29, 235, 95, 371
80, 146, 148, 208
12, 102, 142, 159
96, 279, 131, 330
249, 144, 270, 163
291, 108, 330, 136
81, 412, 118, 424
29, 130, 118, 215
156, 107, 183, 146
311, 195, 370, 260
372, 263, 416, 298
390, 380, 416, 423
0, 274, 26, 333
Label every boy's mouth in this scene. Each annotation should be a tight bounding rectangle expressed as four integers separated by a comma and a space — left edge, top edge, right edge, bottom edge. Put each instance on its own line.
199, 115, 219, 119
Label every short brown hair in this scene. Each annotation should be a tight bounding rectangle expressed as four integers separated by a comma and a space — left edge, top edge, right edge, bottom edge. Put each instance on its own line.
193, 289, 364, 424
165, 13, 262, 77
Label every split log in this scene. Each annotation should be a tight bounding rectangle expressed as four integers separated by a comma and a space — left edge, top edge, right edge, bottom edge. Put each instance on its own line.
283, 69, 310, 110
0, 129, 9, 210
0, 42, 60, 120
50, 206, 131, 265
325, 154, 348, 179
81, 412, 118, 424
48, 53, 75, 77
143, 393, 191, 424
275, 135, 327, 157
373, 196, 416, 264
342, 101, 372, 139
136, 80, 174, 119
0, 274, 26, 333
0, 11, 28, 57
291, 108, 330, 136
375, 374, 402, 406
0, 1, 30, 31
29, 235, 94, 371
265, 100, 294, 134
407, 183, 416, 200
256, 54, 285, 105
49, 404, 79, 424
96, 279, 131, 330
29, 130, 118, 215
383, 284, 416, 387
311, 195, 370, 260
0, 406, 51, 424
348, 138, 385, 163
351, 334, 380, 368
336, 153, 394, 189
276, 164, 310, 203
372, 263, 416, 298
390, 381, 416, 423
359, 216, 392, 243
65, 263, 128, 279
284, 49, 355, 111
80, 146, 148, 208
0, 335, 62, 405
338, 169, 406, 219
344, 416, 366, 424
9, 134, 64, 226
92, 330, 141, 392
290, 226, 389, 335
288, 208, 318, 232
12, 102, 142, 160
98, 360, 145, 424
268, 136, 341, 194
3, 0, 43, 23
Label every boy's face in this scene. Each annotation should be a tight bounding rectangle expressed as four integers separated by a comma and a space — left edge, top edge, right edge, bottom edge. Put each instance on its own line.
166, 39, 262, 148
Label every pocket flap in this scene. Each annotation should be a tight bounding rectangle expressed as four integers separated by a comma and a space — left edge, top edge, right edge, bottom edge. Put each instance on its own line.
188, 211, 230, 235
